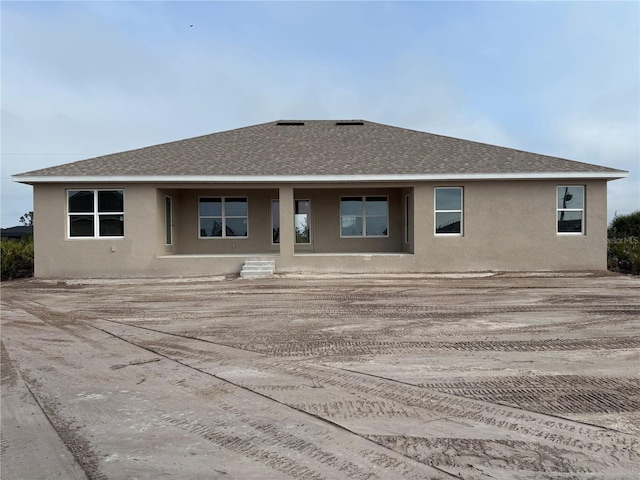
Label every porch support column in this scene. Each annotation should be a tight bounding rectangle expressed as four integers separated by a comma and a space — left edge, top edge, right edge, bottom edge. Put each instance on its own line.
278, 186, 295, 263
413, 184, 431, 259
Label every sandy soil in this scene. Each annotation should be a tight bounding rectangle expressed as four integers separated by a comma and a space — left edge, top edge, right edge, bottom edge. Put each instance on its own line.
1, 272, 639, 479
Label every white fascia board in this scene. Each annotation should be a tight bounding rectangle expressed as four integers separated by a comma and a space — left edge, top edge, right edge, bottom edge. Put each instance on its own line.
12, 171, 628, 184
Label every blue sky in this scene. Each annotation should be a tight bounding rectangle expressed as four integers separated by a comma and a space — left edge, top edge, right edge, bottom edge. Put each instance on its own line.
2, 1, 638, 227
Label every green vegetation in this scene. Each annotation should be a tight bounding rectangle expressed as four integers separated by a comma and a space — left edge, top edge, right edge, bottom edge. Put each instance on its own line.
607, 211, 640, 275
1, 234, 34, 280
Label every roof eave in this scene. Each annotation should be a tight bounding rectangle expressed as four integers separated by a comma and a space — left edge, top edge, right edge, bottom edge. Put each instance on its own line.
12, 171, 629, 185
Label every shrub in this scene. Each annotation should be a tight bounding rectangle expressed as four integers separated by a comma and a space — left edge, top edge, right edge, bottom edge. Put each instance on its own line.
1, 235, 34, 280
608, 210, 640, 239
607, 211, 640, 275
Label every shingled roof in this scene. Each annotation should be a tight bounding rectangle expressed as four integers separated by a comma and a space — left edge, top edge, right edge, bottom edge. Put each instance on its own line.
13, 120, 627, 183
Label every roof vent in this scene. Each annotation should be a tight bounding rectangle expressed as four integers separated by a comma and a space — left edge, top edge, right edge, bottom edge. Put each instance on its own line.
277, 121, 305, 126
335, 121, 364, 126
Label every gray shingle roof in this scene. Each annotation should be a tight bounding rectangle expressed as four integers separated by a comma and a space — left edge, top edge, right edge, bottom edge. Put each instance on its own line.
14, 120, 626, 180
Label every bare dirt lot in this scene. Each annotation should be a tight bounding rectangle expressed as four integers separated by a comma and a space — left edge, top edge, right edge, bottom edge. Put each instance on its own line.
1, 272, 639, 479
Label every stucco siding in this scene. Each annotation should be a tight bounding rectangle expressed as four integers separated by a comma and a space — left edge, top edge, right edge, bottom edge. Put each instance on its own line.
34, 184, 158, 277
416, 179, 607, 272
292, 188, 404, 254
32, 179, 609, 278
171, 188, 278, 255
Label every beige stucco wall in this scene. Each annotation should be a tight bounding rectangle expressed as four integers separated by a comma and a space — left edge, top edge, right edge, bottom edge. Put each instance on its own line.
169, 188, 278, 255
279, 179, 608, 273
31, 179, 609, 278
291, 188, 405, 254
34, 183, 159, 277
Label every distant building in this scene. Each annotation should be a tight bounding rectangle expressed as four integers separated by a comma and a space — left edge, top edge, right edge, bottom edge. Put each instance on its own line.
12, 120, 627, 278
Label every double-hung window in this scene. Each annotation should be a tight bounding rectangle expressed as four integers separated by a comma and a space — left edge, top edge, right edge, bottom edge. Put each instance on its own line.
340, 196, 388, 237
557, 186, 584, 234
68, 190, 124, 238
199, 197, 248, 238
435, 187, 463, 235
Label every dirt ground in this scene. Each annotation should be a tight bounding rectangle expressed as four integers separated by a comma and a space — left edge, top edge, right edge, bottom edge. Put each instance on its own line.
1, 272, 639, 479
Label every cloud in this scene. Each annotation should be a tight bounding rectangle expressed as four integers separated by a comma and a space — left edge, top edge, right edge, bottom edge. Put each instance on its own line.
2, 1, 638, 227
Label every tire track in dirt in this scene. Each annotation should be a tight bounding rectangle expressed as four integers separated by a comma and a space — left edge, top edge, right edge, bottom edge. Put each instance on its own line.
3, 299, 453, 480
218, 336, 640, 357
278, 364, 639, 459
19, 377, 106, 480
419, 376, 640, 415
367, 436, 600, 477
0, 341, 19, 388
88, 321, 456, 480
92, 319, 640, 478
156, 403, 433, 480
4, 277, 639, 479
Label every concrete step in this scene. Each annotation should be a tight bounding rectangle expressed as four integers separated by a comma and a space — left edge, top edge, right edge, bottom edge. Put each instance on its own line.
240, 260, 276, 278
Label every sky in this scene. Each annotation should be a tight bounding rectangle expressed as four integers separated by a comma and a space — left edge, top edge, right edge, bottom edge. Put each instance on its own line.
1, 0, 639, 228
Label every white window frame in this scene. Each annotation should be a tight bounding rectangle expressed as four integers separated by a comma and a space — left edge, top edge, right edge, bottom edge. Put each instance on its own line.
198, 196, 248, 239
67, 189, 125, 239
556, 185, 585, 235
340, 196, 389, 238
434, 187, 463, 236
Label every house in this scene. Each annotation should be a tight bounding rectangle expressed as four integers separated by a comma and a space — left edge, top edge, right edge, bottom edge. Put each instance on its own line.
12, 120, 627, 278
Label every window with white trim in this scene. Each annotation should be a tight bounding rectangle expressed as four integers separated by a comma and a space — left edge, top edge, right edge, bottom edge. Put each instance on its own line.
68, 189, 124, 238
435, 187, 463, 235
340, 196, 388, 237
557, 186, 584, 234
199, 197, 248, 238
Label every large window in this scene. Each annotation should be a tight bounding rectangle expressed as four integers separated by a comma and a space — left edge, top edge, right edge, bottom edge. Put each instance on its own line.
68, 190, 124, 238
199, 197, 248, 238
557, 186, 584, 234
435, 187, 463, 235
340, 196, 388, 237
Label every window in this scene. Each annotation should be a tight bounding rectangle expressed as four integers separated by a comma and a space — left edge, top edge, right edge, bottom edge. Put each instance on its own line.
272, 199, 280, 244
199, 197, 248, 238
435, 187, 463, 235
271, 199, 311, 244
295, 200, 311, 244
68, 190, 124, 238
340, 196, 388, 237
165, 196, 173, 245
404, 194, 410, 243
557, 186, 584, 234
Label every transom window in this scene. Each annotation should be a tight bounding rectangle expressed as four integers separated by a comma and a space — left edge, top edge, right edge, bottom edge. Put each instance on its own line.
435, 187, 463, 235
340, 196, 388, 237
557, 186, 584, 234
67, 189, 124, 238
199, 197, 248, 238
